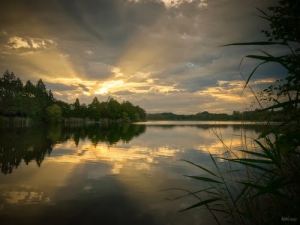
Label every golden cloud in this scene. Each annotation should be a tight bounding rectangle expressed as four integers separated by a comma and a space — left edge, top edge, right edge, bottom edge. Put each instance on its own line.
48, 140, 182, 175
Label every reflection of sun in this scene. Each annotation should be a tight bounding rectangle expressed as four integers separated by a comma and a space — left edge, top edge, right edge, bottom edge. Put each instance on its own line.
95, 87, 108, 94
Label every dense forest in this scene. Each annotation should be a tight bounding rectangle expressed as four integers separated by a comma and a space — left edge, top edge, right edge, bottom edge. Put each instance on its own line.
0, 70, 146, 126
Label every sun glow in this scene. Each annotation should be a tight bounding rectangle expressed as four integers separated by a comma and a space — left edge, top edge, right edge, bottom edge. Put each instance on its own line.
94, 79, 125, 95
95, 87, 108, 95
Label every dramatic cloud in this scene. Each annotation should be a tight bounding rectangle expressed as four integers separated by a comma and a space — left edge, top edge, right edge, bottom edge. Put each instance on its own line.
6, 36, 56, 50
0, 0, 285, 114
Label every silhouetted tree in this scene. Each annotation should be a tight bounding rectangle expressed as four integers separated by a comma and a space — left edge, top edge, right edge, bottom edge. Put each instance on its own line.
46, 104, 62, 123
0, 71, 147, 125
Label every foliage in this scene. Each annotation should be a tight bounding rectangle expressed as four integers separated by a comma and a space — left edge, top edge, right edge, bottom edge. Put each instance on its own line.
261, 0, 299, 43
0, 70, 54, 120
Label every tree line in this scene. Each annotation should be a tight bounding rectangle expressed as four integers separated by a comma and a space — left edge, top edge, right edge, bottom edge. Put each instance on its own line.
0, 70, 146, 125
147, 110, 286, 121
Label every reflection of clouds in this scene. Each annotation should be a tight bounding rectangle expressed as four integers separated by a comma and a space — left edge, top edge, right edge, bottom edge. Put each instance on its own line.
195, 133, 257, 160
111, 163, 123, 174
50, 140, 182, 174
0, 162, 80, 207
48, 125, 256, 176
150, 146, 181, 158
0, 125, 262, 220
0, 186, 50, 206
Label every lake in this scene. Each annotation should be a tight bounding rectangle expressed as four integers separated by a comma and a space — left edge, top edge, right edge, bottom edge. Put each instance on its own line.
0, 121, 265, 225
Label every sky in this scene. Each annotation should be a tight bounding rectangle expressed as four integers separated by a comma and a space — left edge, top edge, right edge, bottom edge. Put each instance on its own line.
0, 0, 288, 114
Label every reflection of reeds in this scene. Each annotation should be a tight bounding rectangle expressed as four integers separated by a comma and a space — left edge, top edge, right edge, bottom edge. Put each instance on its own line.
63, 117, 93, 125
0, 116, 32, 127
63, 117, 126, 126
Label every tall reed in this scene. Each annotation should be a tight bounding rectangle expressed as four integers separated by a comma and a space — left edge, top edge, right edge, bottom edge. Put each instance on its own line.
164, 125, 299, 224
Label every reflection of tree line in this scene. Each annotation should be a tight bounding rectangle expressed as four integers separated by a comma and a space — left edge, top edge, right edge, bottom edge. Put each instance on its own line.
196, 124, 272, 133
0, 124, 146, 175
150, 124, 270, 133
0, 126, 53, 174
58, 124, 146, 146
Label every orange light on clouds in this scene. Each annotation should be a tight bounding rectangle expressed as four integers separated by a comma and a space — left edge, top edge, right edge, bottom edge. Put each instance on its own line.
94, 79, 124, 95
95, 87, 108, 95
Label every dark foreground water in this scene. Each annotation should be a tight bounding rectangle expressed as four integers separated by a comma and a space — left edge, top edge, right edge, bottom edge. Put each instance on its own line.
0, 121, 263, 225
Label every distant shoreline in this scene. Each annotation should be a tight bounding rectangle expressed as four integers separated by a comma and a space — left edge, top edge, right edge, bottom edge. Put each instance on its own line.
134, 120, 282, 125
146, 111, 285, 122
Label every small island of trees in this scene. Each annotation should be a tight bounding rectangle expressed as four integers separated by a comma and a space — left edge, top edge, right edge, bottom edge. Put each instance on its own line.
0, 70, 146, 127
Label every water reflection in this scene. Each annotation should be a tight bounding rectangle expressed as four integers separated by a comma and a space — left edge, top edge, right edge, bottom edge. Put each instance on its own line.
59, 123, 146, 146
0, 124, 146, 174
150, 124, 268, 133
0, 123, 262, 225
0, 126, 53, 174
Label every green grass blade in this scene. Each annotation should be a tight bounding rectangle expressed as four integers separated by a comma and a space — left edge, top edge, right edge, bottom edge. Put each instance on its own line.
210, 208, 228, 214
258, 99, 300, 112
245, 54, 289, 71
240, 179, 291, 200
179, 198, 222, 212
220, 41, 286, 47
222, 169, 242, 174
161, 187, 214, 201
206, 190, 222, 196
241, 61, 267, 95
222, 158, 273, 173
207, 152, 220, 173
255, 7, 269, 20
184, 175, 222, 184
180, 159, 218, 177
245, 55, 277, 61
235, 184, 250, 203
254, 140, 279, 166
230, 158, 274, 164
239, 150, 269, 158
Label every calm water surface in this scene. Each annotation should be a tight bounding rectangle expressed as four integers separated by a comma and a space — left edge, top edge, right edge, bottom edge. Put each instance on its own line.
0, 121, 263, 225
